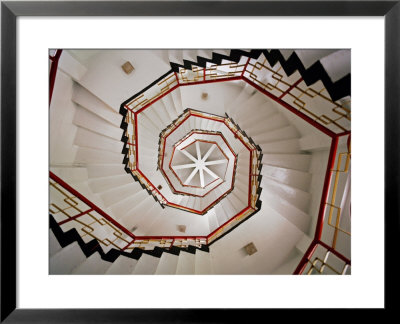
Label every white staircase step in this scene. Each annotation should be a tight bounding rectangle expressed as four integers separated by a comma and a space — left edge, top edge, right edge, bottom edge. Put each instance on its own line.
88, 174, 133, 193
229, 189, 248, 209
227, 87, 254, 118
320, 49, 351, 83
251, 125, 299, 144
175, 251, 195, 274
50, 167, 89, 184
117, 193, 154, 227
125, 201, 160, 234
131, 203, 165, 235
170, 88, 184, 116
212, 49, 231, 57
58, 50, 87, 80
262, 153, 311, 172
295, 49, 337, 69
261, 191, 310, 233
182, 49, 198, 62
206, 209, 219, 233
73, 106, 122, 140
105, 255, 139, 274
86, 165, 126, 179
49, 230, 62, 257
260, 138, 301, 154
110, 189, 149, 216
261, 178, 311, 213
50, 242, 87, 274
214, 204, 228, 226
150, 101, 173, 126
197, 49, 214, 60
195, 250, 213, 274
219, 199, 236, 219
244, 113, 289, 137
137, 113, 161, 134
237, 107, 276, 131
74, 127, 123, 154
296, 234, 314, 255
155, 252, 179, 274
168, 49, 183, 64
235, 96, 275, 125
261, 165, 311, 191
161, 94, 179, 121
63, 181, 106, 211
71, 252, 111, 274
279, 49, 295, 60
299, 133, 332, 151
74, 147, 123, 165
100, 182, 142, 207
141, 108, 165, 132
132, 253, 160, 274
72, 83, 121, 124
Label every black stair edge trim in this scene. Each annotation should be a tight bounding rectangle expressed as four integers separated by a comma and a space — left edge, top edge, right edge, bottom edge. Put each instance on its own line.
120, 49, 350, 114
118, 48, 349, 207
208, 207, 262, 247
120, 68, 175, 110
50, 214, 209, 266
225, 115, 264, 205
167, 49, 350, 102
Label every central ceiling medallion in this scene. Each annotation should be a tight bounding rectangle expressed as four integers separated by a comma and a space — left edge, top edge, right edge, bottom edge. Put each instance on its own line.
162, 129, 236, 199
122, 97, 262, 216
172, 140, 227, 188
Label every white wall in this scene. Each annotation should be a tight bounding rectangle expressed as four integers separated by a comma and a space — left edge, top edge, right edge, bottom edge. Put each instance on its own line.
209, 205, 304, 274
77, 50, 171, 110
49, 70, 78, 165
180, 81, 243, 117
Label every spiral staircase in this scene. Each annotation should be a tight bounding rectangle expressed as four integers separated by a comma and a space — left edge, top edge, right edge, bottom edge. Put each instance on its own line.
49, 49, 351, 275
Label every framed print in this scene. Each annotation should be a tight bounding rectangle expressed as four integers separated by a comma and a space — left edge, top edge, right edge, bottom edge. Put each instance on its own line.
1, 0, 398, 321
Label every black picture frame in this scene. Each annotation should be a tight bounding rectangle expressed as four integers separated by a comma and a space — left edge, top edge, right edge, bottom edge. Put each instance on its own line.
1, 1, 398, 322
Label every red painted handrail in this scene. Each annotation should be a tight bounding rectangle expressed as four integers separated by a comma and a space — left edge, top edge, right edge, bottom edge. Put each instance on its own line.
242, 77, 337, 138
314, 137, 339, 240
50, 171, 135, 239
50, 171, 209, 243
49, 52, 351, 265
49, 50, 62, 106
293, 133, 351, 274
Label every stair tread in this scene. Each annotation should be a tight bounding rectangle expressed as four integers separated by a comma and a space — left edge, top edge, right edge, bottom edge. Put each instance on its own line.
261, 178, 311, 213
71, 252, 111, 274
175, 251, 195, 274
260, 138, 300, 154
260, 191, 311, 233
50, 242, 87, 274
195, 250, 212, 274
106, 255, 139, 274
261, 165, 311, 191
132, 253, 160, 274
155, 252, 179, 274
49, 229, 62, 257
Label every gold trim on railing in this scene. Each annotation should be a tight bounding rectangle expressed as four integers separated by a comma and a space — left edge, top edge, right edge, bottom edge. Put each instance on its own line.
285, 85, 350, 133
327, 139, 351, 249
305, 251, 349, 275
246, 59, 290, 95
50, 180, 131, 251
243, 56, 351, 134
207, 207, 255, 244
126, 73, 178, 112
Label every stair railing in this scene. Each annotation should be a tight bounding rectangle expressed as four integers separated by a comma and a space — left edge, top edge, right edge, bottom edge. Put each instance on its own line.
49, 49, 63, 105
294, 134, 351, 274
49, 171, 208, 252
242, 55, 350, 136
50, 50, 351, 264
123, 106, 262, 215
